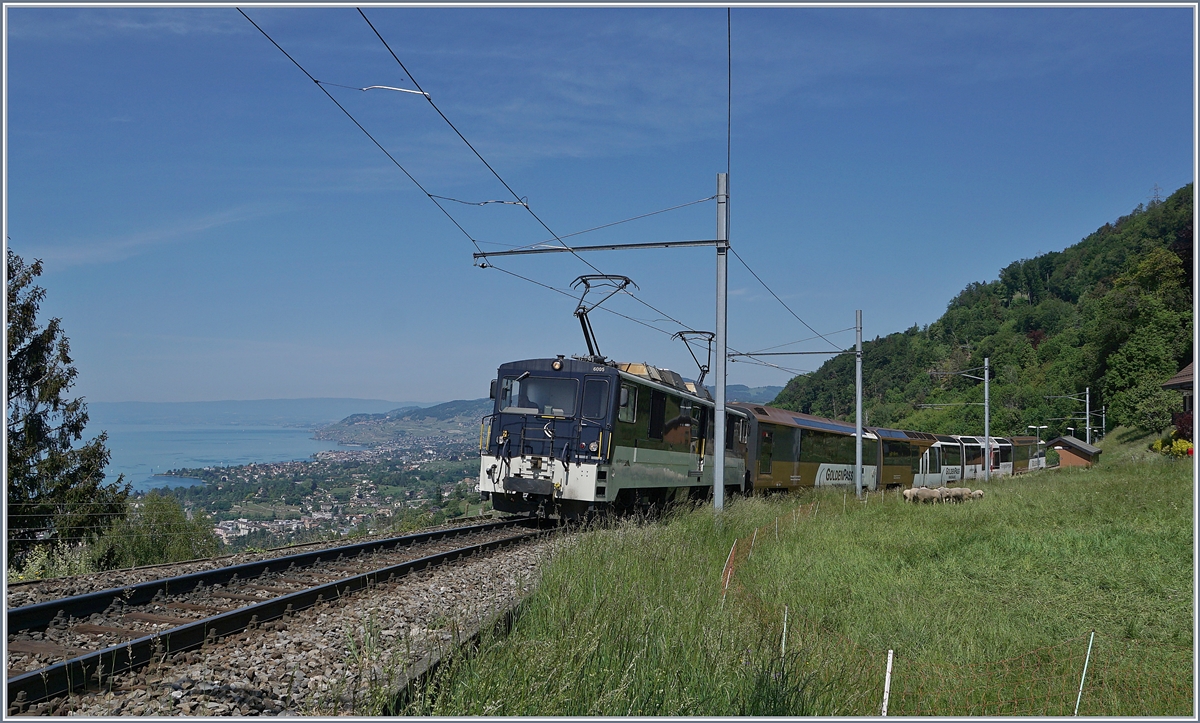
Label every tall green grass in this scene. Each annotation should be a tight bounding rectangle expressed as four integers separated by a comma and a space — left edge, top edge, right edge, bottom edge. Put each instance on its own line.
392, 430, 1192, 716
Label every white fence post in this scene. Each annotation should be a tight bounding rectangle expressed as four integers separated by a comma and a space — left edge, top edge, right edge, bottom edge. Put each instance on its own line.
881, 649, 894, 716
719, 541, 737, 606
1074, 631, 1095, 716
781, 606, 789, 661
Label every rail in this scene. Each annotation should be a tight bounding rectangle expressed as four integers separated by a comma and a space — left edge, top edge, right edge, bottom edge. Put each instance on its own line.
7, 518, 551, 705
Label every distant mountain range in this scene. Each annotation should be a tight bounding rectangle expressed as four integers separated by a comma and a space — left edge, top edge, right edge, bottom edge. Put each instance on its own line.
314, 399, 494, 446
705, 384, 785, 404
90, 382, 780, 440
88, 398, 431, 428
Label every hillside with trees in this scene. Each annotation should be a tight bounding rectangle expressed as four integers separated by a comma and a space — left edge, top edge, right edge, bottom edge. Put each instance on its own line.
314, 398, 493, 446
772, 184, 1193, 440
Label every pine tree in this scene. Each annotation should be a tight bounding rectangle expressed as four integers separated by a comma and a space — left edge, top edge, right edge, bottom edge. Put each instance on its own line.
6, 247, 129, 563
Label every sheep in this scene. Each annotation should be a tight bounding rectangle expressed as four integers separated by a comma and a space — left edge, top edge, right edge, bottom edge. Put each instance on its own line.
912, 487, 942, 504
902, 488, 917, 503
971, 489, 985, 499
944, 487, 971, 503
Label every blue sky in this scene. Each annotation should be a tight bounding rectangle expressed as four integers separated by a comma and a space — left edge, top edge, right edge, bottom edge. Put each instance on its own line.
4, 5, 1194, 404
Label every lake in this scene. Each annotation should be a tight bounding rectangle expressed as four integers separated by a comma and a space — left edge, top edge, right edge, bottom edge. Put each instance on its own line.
102, 424, 347, 493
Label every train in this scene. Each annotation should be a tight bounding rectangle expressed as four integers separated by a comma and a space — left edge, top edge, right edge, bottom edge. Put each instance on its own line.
477, 355, 1046, 517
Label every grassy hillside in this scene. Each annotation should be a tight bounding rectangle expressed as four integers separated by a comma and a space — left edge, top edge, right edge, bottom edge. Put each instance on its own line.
384, 447, 1191, 716
773, 184, 1193, 439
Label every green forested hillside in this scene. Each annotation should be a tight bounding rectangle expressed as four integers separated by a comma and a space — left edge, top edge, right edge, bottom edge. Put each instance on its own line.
773, 184, 1193, 439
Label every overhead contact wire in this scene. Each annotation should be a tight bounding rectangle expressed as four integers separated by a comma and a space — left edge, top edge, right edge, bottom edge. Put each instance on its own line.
237, 8, 485, 256
356, 8, 603, 274
356, 8, 703, 335
744, 326, 857, 355
730, 246, 843, 351
510, 195, 717, 251
486, 265, 678, 338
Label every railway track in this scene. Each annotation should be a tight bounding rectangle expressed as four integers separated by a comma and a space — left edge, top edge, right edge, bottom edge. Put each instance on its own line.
5, 514, 500, 609
7, 517, 551, 709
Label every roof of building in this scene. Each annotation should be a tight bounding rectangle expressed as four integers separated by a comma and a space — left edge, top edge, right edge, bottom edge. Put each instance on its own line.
1046, 436, 1102, 457
1162, 362, 1193, 391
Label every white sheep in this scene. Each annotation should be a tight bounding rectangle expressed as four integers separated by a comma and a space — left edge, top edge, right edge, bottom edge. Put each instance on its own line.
971, 489, 985, 499
945, 487, 971, 503
913, 487, 941, 504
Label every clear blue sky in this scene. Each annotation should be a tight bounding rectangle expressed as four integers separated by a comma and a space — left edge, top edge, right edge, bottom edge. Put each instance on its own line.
5, 5, 1194, 404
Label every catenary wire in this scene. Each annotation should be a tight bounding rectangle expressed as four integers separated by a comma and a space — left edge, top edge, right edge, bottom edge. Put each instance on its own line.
243, 9, 728, 361
464, 195, 716, 250
731, 356, 809, 376
429, 194, 529, 207
354, 8, 704, 334
237, 9, 487, 256
744, 326, 857, 355
355, 9, 603, 273
486, 264, 680, 339
509, 195, 717, 251
729, 246, 843, 350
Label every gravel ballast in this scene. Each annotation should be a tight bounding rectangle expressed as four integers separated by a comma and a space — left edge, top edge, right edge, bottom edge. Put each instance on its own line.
12, 538, 553, 717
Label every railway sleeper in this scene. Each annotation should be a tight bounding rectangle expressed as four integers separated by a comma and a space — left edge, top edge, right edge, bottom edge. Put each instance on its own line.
7, 529, 542, 706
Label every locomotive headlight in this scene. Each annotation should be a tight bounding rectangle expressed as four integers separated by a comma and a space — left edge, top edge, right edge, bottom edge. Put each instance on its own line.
589, 441, 599, 452
552, 359, 563, 370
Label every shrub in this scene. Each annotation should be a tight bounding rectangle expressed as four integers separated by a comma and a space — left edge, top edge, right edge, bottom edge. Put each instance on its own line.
91, 493, 220, 569
1046, 448, 1061, 467
1125, 383, 1182, 433
1172, 412, 1192, 441
1151, 437, 1194, 459
6, 542, 98, 581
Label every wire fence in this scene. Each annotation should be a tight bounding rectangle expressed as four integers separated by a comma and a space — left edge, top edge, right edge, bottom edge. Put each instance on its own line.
719, 502, 1194, 717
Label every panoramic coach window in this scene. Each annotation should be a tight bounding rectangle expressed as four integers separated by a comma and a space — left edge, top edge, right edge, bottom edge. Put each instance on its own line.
499, 376, 578, 416
582, 379, 610, 420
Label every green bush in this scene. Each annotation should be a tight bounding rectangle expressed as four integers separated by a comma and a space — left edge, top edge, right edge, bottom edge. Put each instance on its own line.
1151, 437, 1193, 459
91, 493, 220, 569
1046, 448, 1060, 467
6, 542, 98, 581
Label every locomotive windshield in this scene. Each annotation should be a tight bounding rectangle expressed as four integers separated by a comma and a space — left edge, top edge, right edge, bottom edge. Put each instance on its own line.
499, 376, 578, 416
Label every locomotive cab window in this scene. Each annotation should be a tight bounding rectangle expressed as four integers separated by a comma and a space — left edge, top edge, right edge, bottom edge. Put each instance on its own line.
499, 376, 578, 417
582, 379, 610, 420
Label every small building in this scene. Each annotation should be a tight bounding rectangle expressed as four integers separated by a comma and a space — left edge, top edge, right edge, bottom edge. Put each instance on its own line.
1047, 436, 1102, 468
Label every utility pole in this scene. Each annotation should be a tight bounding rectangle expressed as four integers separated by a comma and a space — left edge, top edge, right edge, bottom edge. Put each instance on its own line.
1085, 387, 1091, 445
855, 310, 863, 499
713, 173, 729, 512
984, 357, 990, 483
